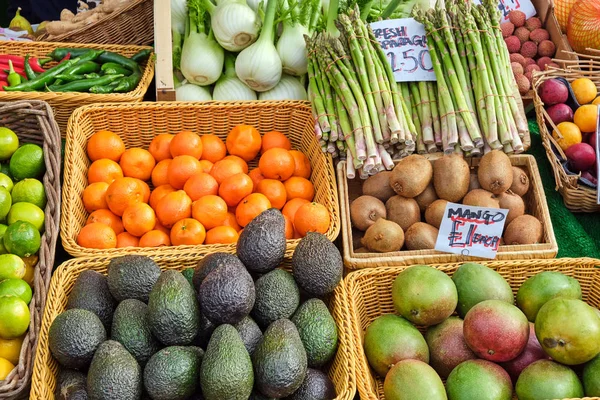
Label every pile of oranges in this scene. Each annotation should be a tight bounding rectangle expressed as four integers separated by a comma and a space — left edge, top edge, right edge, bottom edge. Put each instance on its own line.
76, 125, 330, 249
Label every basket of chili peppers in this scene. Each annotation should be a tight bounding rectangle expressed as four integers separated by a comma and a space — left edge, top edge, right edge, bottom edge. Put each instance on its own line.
0, 41, 154, 136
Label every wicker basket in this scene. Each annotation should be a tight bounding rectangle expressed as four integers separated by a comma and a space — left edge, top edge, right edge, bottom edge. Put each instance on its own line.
345, 257, 600, 400
532, 54, 600, 212
61, 101, 340, 258
338, 154, 557, 268
0, 101, 61, 399
0, 41, 154, 136
37, 0, 153, 46
30, 255, 356, 400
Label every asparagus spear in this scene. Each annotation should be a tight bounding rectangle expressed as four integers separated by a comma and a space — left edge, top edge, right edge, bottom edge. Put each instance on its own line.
427, 82, 442, 146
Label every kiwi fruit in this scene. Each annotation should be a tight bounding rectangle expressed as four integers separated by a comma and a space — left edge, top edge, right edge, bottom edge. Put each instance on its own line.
497, 191, 525, 224
509, 166, 530, 196
469, 173, 481, 191
361, 219, 405, 253
433, 154, 470, 202
415, 182, 439, 213
463, 189, 500, 208
355, 247, 370, 254
405, 222, 439, 250
362, 171, 395, 202
425, 199, 448, 229
389, 154, 433, 198
503, 214, 543, 245
352, 228, 364, 250
477, 150, 513, 194
350, 195, 386, 231
385, 195, 421, 231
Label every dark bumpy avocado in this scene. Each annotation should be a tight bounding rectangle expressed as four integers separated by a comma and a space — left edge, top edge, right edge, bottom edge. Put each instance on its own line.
236, 208, 286, 274
49, 309, 107, 370
199, 324, 254, 400
291, 299, 338, 367
199, 262, 255, 325
194, 313, 217, 349
148, 270, 200, 346
249, 391, 276, 400
66, 270, 116, 332
107, 255, 161, 303
143, 346, 202, 400
233, 316, 263, 355
182, 268, 195, 287
193, 253, 246, 290
252, 319, 307, 398
252, 269, 300, 328
292, 233, 343, 297
86, 340, 142, 400
285, 368, 336, 400
55, 369, 88, 400
111, 299, 161, 366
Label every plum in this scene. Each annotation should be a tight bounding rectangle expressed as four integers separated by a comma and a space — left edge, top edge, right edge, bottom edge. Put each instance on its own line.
566, 142, 596, 172
539, 79, 569, 106
546, 103, 574, 126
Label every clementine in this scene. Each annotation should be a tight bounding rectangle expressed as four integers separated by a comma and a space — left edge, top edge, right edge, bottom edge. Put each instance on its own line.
205, 226, 239, 244
82, 182, 109, 213
116, 232, 139, 248
119, 148, 156, 181
191, 195, 228, 229
86, 209, 124, 235
294, 202, 330, 236
235, 193, 272, 227
248, 168, 265, 191
139, 230, 171, 247
226, 125, 261, 161
284, 177, 315, 201
170, 218, 206, 245
150, 185, 176, 210
106, 177, 145, 216
87, 130, 125, 162
283, 215, 294, 239
199, 160, 214, 174
122, 203, 156, 237
151, 159, 172, 187
222, 212, 241, 231
88, 159, 123, 184
256, 179, 287, 209
219, 173, 254, 207
155, 190, 192, 228
282, 198, 310, 222
168, 155, 203, 189
183, 173, 219, 201
289, 150, 311, 179
223, 155, 249, 174
261, 131, 291, 153
259, 148, 295, 181
210, 159, 245, 185
200, 134, 227, 163
148, 134, 175, 162
170, 131, 203, 159
77, 223, 117, 249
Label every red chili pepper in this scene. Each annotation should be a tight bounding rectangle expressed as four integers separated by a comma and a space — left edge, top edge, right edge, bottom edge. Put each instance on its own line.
0, 55, 24, 65
29, 58, 47, 73
59, 53, 71, 63
0, 81, 7, 91
0, 55, 47, 73
0, 71, 7, 81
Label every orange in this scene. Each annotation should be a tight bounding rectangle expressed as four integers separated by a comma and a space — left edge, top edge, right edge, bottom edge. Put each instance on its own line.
282, 198, 310, 222
77, 223, 117, 249
86, 209, 124, 235
153, 221, 171, 235
259, 148, 296, 181
226, 125, 262, 161
150, 185, 176, 209
82, 182, 109, 213
155, 190, 192, 228
168, 155, 203, 189
552, 121, 582, 151
106, 177, 145, 216
223, 155, 249, 174
137, 179, 151, 203
219, 173, 254, 207
261, 131, 291, 153
148, 134, 175, 162
235, 193, 271, 227
283, 215, 294, 239
170, 131, 203, 159
205, 226, 239, 244
256, 179, 287, 209
116, 232, 139, 248
122, 203, 156, 237
294, 202, 330, 236
571, 78, 597, 105
284, 177, 315, 201
88, 159, 123, 184
210, 159, 245, 185
87, 130, 125, 162
170, 218, 206, 246
248, 168, 265, 191
151, 159, 172, 187
199, 160, 214, 174
289, 150, 311, 179
593, 96, 600, 106
184, 173, 219, 201
200, 134, 227, 163
119, 148, 156, 181
139, 230, 171, 247
574, 104, 598, 133
191, 195, 228, 229
222, 212, 241, 231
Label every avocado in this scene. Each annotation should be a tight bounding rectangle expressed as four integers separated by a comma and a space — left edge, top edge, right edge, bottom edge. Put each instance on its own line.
148, 270, 200, 346
107, 255, 161, 303
292, 233, 342, 297
143, 346, 202, 400
66, 270, 116, 332
194, 313, 217, 349
285, 368, 336, 400
193, 253, 246, 290
199, 262, 255, 325
182, 268, 195, 287
236, 208, 286, 274
55, 369, 88, 400
234, 316, 263, 355
49, 309, 107, 370
249, 390, 275, 400
199, 324, 254, 400
87, 340, 142, 400
252, 319, 307, 398
291, 299, 338, 367
111, 299, 161, 366
252, 269, 300, 328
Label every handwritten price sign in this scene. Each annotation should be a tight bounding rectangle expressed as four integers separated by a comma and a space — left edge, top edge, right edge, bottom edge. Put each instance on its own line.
434, 203, 509, 259
472, 0, 536, 22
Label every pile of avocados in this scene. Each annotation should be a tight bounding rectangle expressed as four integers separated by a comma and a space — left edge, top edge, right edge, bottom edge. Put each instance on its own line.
48, 208, 344, 400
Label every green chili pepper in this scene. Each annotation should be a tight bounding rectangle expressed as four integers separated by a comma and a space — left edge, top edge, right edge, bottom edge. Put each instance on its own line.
75, 50, 105, 63
3, 57, 80, 92
50, 48, 141, 73
62, 61, 101, 77
51, 74, 124, 92
100, 62, 132, 76
55, 74, 85, 82
131, 49, 152, 63
90, 81, 120, 94
24, 55, 37, 80
7, 61, 21, 87
48, 48, 89, 60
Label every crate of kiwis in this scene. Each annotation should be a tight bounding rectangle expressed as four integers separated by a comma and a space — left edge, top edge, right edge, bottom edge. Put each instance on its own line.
337, 152, 558, 268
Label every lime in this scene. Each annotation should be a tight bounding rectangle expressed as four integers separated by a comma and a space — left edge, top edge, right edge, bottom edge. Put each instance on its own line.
0, 225, 7, 254
7, 203, 45, 232
0, 188, 10, 223
0, 296, 30, 339
0, 335, 24, 365
0, 357, 14, 380
10, 179, 46, 209
0, 254, 25, 280
3, 221, 40, 258
0, 165, 9, 179
0, 128, 19, 161
9, 144, 45, 181
0, 174, 12, 193
0, 280, 31, 305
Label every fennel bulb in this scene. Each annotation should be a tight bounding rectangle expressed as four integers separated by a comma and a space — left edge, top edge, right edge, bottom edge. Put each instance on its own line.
171, 0, 187, 34
258, 75, 307, 101
276, 22, 309, 76
176, 81, 213, 101
204, 0, 261, 52
213, 54, 257, 101
235, 0, 282, 92
246, 0, 267, 12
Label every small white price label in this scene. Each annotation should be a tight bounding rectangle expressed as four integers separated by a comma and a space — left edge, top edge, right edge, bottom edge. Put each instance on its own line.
472, 0, 536, 22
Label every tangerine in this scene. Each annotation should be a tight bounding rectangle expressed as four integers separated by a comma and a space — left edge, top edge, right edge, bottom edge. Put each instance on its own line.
116, 232, 139, 248
235, 193, 271, 227
155, 190, 192, 228
571, 78, 598, 105
226, 125, 261, 161
139, 230, 171, 247
86, 209, 124, 235
77, 223, 117, 249
205, 226, 239, 244
283, 215, 294, 239
151, 159, 172, 187
259, 148, 295, 181
170, 131, 203, 159
199, 160, 214, 174
282, 198, 310, 222
170, 218, 206, 246
294, 202, 330, 236
87, 130, 125, 162
256, 179, 287, 209
122, 203, 156, 237
153, 221, 171, 235
191, 195, 228, 229
82, 182, 109, 213
200, 134, 227, 163
574, 104, 598, 133
184, 172, 219, 201
284, 177, 315, 201
552, 121, 582, 151
210, 159, 245, 185
136, 179, 151, 203
88, 159, 123, 184
223, 155, 249, 174
148, 134, 175, 162
222, 212, 242, 231
168, 155, 203, 189
106, 177, 145, 216
261, 131, 291, 153
248, 168, 265, 191
289, 150, 311, 179
219, 173, 254, 207
119, 148, 156, 181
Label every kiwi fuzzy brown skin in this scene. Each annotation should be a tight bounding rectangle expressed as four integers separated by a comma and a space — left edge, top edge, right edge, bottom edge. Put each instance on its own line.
385, 196, 421, 231
362, 171, 395, 202
414, 182, 439, 213
425, 199, 449, 229
497, 191, 525, 224
350, 195, 386, 231
361, 219, 405, 253
405, 222, 439, 250
469, 173, 481, 191
433, 154, 471, 202
510, 166, 530, 196
462, 189, 500, 208
477, 150, 514, 194
503, 214, 543, 245
389, 154, 433, 198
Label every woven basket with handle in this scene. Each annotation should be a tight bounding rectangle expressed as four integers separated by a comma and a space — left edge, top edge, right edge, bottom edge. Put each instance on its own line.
0, 101, 61, 399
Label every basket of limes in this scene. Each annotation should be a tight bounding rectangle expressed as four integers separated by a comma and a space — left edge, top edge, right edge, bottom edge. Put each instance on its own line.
0, 100, 61, 399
